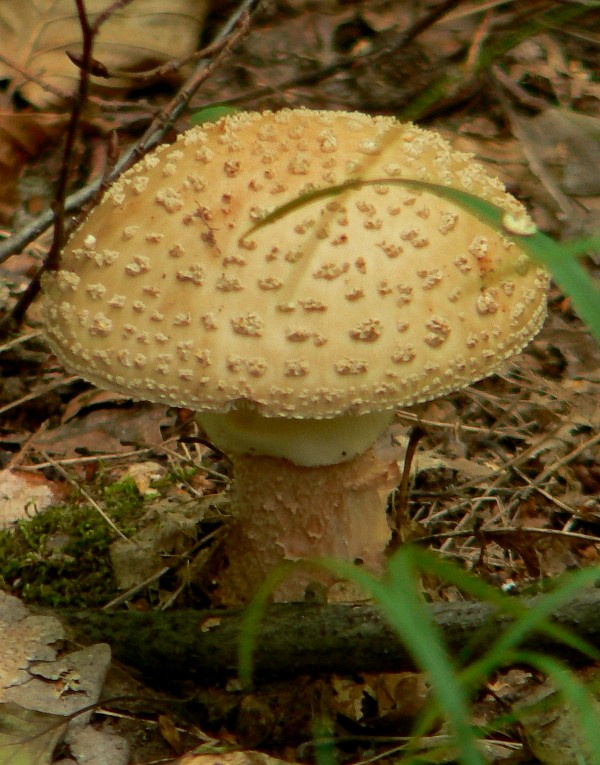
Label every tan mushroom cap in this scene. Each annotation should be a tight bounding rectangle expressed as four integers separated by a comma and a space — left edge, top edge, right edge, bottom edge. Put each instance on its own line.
42, 109, 548, 419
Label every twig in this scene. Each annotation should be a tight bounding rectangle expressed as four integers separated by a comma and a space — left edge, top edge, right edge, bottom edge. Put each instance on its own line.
0, 330, 43, 354
0, 375, 79, 418
491, 64, 549, 112
110, 3, 256, 177
0, 52, 71, 102
0, 0, 262, 316
17, 448, 158, 471
0, 0, 138, 331
390, 426, 426, 550
418, 525, 600, 548
36, 448, 129, 541
491, 68, 580, 221
464, 9, 494, 72
505, 432, 600, 515
101, 567, 171, 610
96, 34, 239, 82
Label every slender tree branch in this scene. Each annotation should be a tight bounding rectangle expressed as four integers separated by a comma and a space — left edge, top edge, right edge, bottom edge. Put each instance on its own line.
0, 0, 263, 334
0, 0, 138, 330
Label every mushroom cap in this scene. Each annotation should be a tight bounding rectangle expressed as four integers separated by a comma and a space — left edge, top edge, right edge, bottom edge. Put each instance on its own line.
42, 109, 548, 419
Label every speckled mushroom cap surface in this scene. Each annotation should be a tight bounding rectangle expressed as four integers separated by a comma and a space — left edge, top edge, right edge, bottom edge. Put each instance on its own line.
42, 109, 548, 418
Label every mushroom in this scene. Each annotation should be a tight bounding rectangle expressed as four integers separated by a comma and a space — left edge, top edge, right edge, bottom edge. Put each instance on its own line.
41, 109, 548, 604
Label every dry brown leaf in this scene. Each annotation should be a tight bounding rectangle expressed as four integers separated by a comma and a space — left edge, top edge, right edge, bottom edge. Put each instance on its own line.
0, 468, 59, 528
0, 701, 68, 765
0, 594, 125, 764
110, 499, 208, 590
515, 670, 600, 765
0, 590, 64, 693
0, 0, 209, 108
0, 111, 68, 221
36, 401, 175, 457
528, 109, 600, 197
179, 752, 302, 765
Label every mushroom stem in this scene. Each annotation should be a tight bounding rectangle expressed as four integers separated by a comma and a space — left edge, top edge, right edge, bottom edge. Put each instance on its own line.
216, 449, 399, 605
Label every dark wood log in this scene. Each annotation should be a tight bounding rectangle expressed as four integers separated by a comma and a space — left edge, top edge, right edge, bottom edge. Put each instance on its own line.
62, 588, 600, 687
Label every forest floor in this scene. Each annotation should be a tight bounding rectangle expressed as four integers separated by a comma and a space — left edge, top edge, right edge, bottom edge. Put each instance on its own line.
0, 2, 599, 764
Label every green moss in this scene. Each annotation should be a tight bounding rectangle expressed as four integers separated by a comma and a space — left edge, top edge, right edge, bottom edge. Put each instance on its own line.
102, 476, 146, 535
0, 477, 147, 608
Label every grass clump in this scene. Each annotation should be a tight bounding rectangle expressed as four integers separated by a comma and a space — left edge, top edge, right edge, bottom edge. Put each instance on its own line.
0, 476, 146, 608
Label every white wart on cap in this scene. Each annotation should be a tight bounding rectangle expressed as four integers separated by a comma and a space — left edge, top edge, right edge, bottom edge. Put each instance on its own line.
42, 109, 548, 427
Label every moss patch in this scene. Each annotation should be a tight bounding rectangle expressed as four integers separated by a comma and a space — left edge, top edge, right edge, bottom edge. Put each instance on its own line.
0, 477, 146, 608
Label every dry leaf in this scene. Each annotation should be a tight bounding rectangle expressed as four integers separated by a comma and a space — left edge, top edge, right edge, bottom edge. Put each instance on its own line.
0, 591, 64, 694
0, 592, 127, 763
36, 402, 175, 457
179, 752, 302, 765
529, 109, 600, 197
515, 672, 600, 765
109, 499, 210, 591
158, 713, 182, 755
0, 0, 209, 108
0, 469, 59, 528
67, 724, 129, 765
0, 111, 68, 221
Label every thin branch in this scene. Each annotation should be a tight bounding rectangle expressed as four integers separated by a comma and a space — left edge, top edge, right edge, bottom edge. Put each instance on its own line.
0, 52, 71, 101
97, 34, 241, 82
0, 0, 262, 327
109, 3, 256, 178
0, 0, 138, 331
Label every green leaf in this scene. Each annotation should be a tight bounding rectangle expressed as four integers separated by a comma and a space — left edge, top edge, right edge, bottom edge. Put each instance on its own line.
190, 104, 238, 126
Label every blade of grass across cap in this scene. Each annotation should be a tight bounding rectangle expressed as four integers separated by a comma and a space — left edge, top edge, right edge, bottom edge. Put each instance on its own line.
245, 179, 600, 343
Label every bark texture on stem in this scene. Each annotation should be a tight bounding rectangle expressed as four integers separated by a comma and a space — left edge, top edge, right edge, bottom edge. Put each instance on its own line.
216, 449, 399, 605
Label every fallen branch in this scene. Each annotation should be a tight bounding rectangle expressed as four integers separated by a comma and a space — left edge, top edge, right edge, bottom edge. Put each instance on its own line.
62, 588, 600, 687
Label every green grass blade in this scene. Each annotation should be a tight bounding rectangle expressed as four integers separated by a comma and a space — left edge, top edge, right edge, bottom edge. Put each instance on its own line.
319, 554, 485, 765
237, 561, 300, 687
401, 549, 600, 670
237, 553, 599, 764
460, 567, 600, 689
190, 105, 238, 126
245, 178, 600, 342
